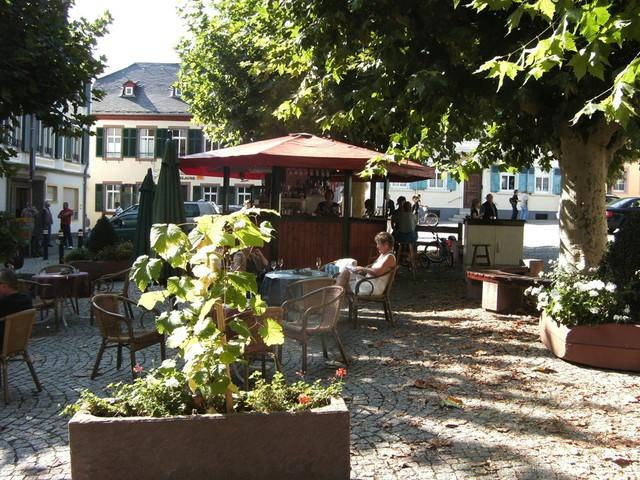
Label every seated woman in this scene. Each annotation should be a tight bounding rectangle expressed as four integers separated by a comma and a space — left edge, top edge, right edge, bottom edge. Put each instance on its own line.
336, 232, 396, 296
469, 198, 481, 219
363, 199, 375, 218
232, 248, 270, 282
315, 190, 340, 216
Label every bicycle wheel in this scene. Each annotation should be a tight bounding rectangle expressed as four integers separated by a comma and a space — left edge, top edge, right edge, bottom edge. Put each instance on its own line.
423, 212, 439, 227
417, 251, 431, 269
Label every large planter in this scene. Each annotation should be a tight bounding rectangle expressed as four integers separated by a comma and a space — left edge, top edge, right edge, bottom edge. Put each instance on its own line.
540, 312, 640, 371
69, 397, 350, 479
69, 260, 131, 283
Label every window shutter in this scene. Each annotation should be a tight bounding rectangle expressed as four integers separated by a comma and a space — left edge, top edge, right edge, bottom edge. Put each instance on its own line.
518, 169, 528, 192
446, 174, 457, 191
123, 128, 137, 157
155, 129, 168, 157
21, 114, 30, 152
187, 129, 204, 155
527, 168, 535, 193
95, 184, 104, 212
192, 185, 203, 201
227, 186, 236, 204
552, 168, 562, 195
95, 127, 104, 157
54, 134, 63, 159
490, 166, 500, 193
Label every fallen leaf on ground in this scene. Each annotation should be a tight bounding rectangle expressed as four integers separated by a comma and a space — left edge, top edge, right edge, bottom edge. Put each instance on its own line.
609, 458, 635, 467
427, 438, 452, 449
533, 366, 557, 374
439, 395, 464, 409
412, 379, 429, 389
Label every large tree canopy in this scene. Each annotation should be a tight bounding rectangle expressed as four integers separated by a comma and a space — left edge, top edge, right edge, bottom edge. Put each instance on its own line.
0, 0, 110, 175
178, 0, 640, 270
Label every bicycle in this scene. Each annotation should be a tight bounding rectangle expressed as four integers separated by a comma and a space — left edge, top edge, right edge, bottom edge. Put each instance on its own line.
417, 214, 454, 268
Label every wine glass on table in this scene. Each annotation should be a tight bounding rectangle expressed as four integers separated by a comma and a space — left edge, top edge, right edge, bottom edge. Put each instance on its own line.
278, 257, 284, 270
270, 260, 277, 271
315, 256, 322, 270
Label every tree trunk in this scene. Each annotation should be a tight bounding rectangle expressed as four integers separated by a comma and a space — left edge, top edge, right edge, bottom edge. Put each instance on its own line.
557, 131, 609, 270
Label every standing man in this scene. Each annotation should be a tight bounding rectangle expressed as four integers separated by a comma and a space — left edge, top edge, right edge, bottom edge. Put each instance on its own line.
509, 190, 519, 220
42, 201, 53, 248
58, 202, 74, 248
481, 194, 498, 220
520, 192, 529, 220
0, 268, 33, 343
20, 202, 39, 255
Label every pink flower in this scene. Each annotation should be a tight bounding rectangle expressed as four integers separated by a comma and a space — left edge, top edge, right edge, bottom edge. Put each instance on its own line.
133, 363, 144, 374
298, 393, 311, 405
335, 368, 347, 379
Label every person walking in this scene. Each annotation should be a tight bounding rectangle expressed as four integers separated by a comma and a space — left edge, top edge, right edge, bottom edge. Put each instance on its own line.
58, 202, 74, 248
519, 192, 529, 220
42, 201, 53, 248
509, 190, 519, 220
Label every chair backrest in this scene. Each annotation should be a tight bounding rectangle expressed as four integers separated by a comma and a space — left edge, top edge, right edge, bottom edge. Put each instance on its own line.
1, 309, 37, 357
285, 277, 336, 304
381, 266, 398, 296
91, 294, 132, 339
283, 286, 344, 332
93, 268, 132, 298
237, 306, 283, 354
39, 264, 77, 275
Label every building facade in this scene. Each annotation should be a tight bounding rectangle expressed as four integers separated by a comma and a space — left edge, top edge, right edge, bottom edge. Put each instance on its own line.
1, 115, 87, 235
89, 63, 259, 226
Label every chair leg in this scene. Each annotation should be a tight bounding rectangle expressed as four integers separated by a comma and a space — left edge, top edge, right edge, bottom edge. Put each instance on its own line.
116, 345, 123, 370
23, 352, 42, 392
333, 330, 350, 365
321, 335, 328, 359
385, 299, 394, 325
301, 341, 307, 373
91, 342, 106, 380
351, 298, 359, 329
2, 360, 9, 404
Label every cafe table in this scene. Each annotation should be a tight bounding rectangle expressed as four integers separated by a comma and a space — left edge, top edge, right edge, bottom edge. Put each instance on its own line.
260, 269, 331, 306
31, 271, 91, 328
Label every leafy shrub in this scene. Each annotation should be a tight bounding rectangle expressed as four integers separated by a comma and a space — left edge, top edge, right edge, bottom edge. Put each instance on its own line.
88, 215, 119, 254
527, 263, 631, 327
94, 241, 133, 261
0, 212, 24, 264
63, 247, 91, 262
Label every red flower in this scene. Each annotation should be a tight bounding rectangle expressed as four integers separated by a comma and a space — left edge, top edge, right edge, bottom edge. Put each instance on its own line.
335, 368, 347, 379
133, 363, 144, 374
297, 393, 311, 405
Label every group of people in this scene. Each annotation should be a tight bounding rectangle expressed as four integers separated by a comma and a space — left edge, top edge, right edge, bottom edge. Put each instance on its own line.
18, 201, 75, 251
468, 191, 529, 220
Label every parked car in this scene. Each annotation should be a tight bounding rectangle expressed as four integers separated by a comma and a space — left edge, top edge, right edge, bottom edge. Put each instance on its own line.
605, 197, 640, 233
94, 201, 221, 244
606, 194, 620, 205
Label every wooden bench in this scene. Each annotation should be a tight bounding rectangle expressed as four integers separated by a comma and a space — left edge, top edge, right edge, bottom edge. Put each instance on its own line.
466, 267, 551, 314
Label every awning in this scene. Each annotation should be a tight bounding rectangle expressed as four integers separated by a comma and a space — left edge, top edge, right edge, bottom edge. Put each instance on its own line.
180, 133, 434, 181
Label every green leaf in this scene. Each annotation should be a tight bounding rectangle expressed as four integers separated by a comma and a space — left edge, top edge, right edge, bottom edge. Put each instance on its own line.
534, 0, 555, 20
167, 326, 190, 349
138, 290, 166, 311
228, 318, 251, 339
130, 256, 163, 291
259, 318, 284, 346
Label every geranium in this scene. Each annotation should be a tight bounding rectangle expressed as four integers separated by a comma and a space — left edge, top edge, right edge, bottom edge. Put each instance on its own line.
335, 368, 347, 379
133, 363, 144, 374
297, 393, 311, 405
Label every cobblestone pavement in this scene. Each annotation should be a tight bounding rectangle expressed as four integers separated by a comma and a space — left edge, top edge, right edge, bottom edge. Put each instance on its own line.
2, 224, 639, 479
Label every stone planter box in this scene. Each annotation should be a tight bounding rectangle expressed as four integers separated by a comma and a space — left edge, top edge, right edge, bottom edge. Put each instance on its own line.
69, 397, 350, 479
68, 260, 131, 283
540, 313, 640, 371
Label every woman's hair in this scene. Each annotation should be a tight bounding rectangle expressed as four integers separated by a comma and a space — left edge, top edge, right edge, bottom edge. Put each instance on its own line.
375, 231, 394, 247
471, 198, 481, 208
402, 201, 411, 212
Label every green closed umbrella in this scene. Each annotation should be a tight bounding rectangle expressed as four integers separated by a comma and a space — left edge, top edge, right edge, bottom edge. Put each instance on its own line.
152, 139, 187, 227
133, 168, 156, 258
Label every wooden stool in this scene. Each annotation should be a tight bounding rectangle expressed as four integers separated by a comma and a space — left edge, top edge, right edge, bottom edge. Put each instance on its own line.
471, 244, 491, 266
396, 242, 416, 280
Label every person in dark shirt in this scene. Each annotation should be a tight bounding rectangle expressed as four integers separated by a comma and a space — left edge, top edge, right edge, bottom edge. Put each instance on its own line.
315, 190, 340, 217
0, 268, 33, 343
509, 190, 519, 220
481, 194, 499, 220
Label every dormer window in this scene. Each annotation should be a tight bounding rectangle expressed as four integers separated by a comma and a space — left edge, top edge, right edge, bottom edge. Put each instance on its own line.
172, 86, 181, 98
122, 80, 137, 97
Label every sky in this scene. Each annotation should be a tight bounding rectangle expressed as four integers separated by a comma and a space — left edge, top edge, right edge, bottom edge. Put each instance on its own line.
70, 0, 187, 76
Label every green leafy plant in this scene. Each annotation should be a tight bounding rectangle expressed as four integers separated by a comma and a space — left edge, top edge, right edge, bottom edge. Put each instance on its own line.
93, 241, 133, 261
88, 215, 120, 254
63, 247, 92, 262
527, 262, 632, 327
0, 212, 24, 265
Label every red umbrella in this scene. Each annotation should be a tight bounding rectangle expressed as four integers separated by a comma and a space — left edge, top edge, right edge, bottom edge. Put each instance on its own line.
180, 133, 433, 181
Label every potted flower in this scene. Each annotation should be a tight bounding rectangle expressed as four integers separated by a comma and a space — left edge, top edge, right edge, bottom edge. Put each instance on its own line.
528, 214, 640, 371
64, 210, 350, 479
